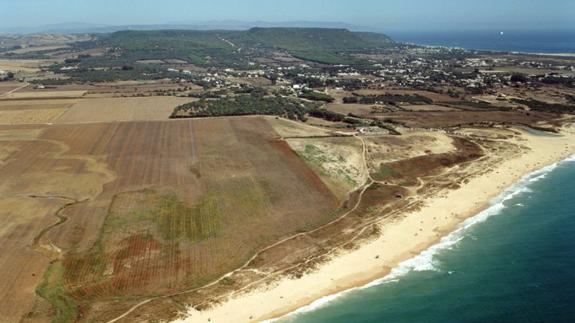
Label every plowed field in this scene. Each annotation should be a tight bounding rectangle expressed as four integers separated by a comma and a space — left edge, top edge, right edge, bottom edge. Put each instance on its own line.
0, 117, 340, 322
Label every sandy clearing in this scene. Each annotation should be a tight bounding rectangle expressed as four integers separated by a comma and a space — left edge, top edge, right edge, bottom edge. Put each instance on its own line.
366, 130, 456, 166
268, 117, 334, 138
287, 136, 367, 199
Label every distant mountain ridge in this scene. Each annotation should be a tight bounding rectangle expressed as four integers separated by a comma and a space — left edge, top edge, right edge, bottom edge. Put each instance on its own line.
0, 20, 383, 35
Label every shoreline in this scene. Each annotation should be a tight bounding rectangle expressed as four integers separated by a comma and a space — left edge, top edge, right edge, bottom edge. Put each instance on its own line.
175, 126, 575, 323
270, 152, 575, 321
399, 42, 575, 57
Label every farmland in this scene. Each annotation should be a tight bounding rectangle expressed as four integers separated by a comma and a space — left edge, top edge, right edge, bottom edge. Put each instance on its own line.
57, 97, 196, 123
0, 115, 341, 322
0, 95, 197, 125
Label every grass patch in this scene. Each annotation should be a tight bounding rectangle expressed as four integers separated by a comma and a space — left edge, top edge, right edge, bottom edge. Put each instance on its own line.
36, 262, 78, 323
154, 192, 221, 241
221, 176, 271, 218
372, 164, 398, 181
299, 144, 336, 165
104, 190, 223, 242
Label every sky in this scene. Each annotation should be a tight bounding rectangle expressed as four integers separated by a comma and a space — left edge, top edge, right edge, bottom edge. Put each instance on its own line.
0, 0, 574, 32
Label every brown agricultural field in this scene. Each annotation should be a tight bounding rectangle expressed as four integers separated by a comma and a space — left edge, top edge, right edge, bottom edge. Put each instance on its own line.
0, 125, 115, 322
325, 102, 375, 116
0, 117, 341, 322
0, 99, 80, 108
0, 82, 28, 96
0, 108, 68, 124
0, 59, 54, 73
0, 98, 77, 125
56, 97, 197, 123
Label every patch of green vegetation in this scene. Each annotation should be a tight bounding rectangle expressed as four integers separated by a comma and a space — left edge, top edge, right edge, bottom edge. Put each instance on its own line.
107, 191, 222, 242
336, 167, 358, 187
154, 192, 222, 241
298, 90, 335, 103
292, 50, 353, 65
36, 262, 78, 323
220, 277, 235, 286
307, 109, 346, 122
372, 164, 398, 181
222, 177, 272, 218
171, 95, 318, 121
300, 144, 334, 165
513, 98, 575, 114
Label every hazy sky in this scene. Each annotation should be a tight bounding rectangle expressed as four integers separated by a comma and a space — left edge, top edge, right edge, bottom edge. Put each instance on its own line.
1, 0, 573, 31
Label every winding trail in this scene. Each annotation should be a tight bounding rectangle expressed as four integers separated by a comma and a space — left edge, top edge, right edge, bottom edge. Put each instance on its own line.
29, 195, 86, 260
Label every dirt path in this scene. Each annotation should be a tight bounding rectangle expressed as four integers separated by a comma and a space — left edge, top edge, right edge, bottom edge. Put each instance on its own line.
0, 83, 29, 98
29, 195, 86, 260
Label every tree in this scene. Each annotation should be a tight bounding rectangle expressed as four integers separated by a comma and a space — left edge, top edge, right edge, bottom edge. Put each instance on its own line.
343, 96, 359, 104
267, 73, 278, 85
510, 73, 527, 83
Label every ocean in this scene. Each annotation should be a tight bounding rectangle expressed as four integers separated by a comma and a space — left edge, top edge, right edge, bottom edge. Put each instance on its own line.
387, 30, 575, 54
280, 155, 575, 323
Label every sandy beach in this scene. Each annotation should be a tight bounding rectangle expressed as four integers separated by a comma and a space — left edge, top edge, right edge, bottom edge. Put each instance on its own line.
174, 125, 575, 323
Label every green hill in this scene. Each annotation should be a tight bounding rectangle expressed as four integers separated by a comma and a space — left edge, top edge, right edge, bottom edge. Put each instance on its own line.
235, 27, 392, 51
84, 27, 394, 66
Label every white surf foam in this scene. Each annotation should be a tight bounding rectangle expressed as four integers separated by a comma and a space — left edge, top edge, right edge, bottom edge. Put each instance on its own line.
267, 154, 575, 322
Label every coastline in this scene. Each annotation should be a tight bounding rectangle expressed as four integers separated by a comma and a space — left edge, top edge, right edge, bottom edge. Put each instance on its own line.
175, 126, 575, 323
397, 42, 575, 57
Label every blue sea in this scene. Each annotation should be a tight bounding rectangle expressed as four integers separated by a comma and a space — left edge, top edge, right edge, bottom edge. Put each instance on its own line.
279, 155, 575, 323
387, 30, 575, 54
